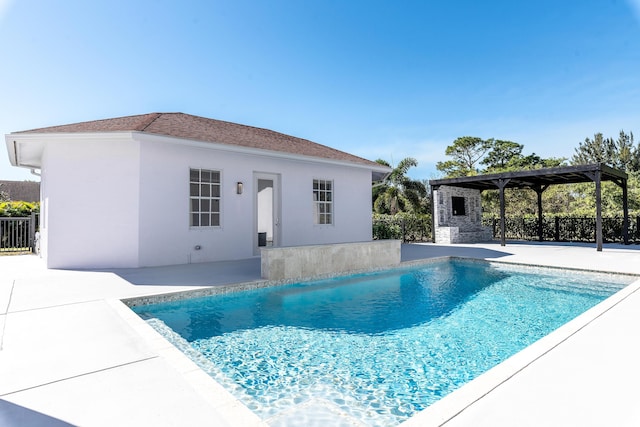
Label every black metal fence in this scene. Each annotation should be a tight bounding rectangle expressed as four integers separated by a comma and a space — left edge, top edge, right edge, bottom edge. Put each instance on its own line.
482, 216, 640, 244
373, 213, 639, 244
0, 214, 39, 253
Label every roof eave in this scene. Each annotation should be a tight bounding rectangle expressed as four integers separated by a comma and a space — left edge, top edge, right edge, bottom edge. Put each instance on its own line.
5, 129, 391, 176
5, 131, 136, 169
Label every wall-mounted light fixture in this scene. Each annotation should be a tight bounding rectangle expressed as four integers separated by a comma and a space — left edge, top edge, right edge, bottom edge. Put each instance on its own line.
236, 182, 243, 194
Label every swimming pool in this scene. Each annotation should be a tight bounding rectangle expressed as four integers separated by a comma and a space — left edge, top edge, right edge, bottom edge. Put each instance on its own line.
131, 259, 632, 426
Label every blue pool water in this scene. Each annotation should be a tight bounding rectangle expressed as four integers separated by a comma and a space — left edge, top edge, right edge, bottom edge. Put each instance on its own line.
132, 260, 631, 426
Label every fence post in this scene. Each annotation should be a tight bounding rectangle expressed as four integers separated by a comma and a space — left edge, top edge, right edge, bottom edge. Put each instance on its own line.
29, 212, 36, 251
554, 217, 560, 241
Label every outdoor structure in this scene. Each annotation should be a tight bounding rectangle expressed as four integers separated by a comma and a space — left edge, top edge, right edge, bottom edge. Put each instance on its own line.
430, 163, 629, 251
5, 113, 391, 268
431, 185, 492, 244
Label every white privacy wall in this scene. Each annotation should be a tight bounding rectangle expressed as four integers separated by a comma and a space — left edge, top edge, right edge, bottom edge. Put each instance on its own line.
36, 133, 375, 268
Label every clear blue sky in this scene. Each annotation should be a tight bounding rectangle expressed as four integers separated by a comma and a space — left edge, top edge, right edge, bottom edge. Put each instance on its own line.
2, 0, 639, 182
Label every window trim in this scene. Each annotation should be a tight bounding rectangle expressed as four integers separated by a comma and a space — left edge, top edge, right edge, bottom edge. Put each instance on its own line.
313, 178, 333, 225
189, 168, 222, 228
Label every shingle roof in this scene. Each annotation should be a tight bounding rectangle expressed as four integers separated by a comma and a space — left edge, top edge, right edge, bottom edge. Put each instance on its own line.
16, 112, 383, 168
0, 180, 40, 202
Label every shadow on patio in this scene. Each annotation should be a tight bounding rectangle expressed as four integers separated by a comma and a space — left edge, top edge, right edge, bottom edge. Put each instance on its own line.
0, 400, 75, 427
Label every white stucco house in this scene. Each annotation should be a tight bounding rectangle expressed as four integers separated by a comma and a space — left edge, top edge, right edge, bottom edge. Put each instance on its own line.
5, 113, 391, 269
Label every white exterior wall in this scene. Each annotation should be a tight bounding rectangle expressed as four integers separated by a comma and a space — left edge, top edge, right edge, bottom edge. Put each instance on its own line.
40, 136, 141, 268
136, 137, 254, 266
280, 160, 372, 247
36, 133, 376, 268
135, 134, 373, 267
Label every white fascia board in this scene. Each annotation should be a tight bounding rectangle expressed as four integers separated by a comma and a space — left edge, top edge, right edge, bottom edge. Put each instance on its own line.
4, 132, 136, 169
130, 131, 392, 174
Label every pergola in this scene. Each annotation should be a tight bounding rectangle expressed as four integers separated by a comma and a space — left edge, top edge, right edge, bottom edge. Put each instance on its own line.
429, 163, 629, 251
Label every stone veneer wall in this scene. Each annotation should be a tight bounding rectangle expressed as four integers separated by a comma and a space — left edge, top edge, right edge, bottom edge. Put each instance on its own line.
260, 240, 401, 280
434, 185, 492, 244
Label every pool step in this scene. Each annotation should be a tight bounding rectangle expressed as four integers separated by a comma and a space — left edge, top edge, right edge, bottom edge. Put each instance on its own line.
266, 398, 366, 427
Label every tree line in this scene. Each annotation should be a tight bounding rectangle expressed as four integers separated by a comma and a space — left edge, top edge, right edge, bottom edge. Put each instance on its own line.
373, 130, 639, 219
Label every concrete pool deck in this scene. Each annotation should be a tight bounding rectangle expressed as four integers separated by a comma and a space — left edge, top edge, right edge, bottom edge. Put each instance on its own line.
1, 241, 639, 426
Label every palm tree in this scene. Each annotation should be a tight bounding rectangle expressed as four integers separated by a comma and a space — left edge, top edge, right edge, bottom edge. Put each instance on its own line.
373, 157, 427, 214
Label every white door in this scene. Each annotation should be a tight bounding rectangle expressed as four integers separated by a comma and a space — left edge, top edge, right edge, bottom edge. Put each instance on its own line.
254, 172, 280, 255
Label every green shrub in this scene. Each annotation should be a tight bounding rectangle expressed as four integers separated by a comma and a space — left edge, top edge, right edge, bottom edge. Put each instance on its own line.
0, 201, 40, 217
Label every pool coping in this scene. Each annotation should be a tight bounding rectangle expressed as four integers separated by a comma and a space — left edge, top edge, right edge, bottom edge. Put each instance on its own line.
117, 256, 640, 427
108, 298, 270, 427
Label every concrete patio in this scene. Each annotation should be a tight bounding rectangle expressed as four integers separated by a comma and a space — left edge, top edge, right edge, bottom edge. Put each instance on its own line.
1, 242, 639, 426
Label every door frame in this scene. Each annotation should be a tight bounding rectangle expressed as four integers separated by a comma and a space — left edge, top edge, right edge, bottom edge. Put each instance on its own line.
253, 172, 281, 256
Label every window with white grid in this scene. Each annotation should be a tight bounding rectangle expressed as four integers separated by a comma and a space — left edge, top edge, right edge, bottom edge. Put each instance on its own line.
190, 168, 221, 227
313, 179, 333, 225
